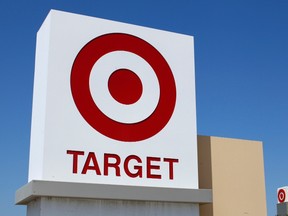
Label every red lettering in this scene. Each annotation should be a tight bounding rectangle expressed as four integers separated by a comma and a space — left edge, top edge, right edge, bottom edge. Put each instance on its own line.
67, 150, 84, 174
82, 152, 101, 175
104, 153, 121, 176
124, 155, 142, 178
147, 157, 161, 179
163, 158, 179, 179
67, 150, 179, 180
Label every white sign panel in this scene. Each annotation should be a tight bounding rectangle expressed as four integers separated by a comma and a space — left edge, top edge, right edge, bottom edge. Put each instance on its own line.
28, 10, 198, 189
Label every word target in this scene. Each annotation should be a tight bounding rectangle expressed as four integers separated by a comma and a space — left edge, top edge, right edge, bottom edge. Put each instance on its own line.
71, 33, 176, 142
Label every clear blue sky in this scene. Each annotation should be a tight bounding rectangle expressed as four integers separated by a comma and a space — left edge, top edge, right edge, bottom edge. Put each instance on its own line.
1, 1, 287, 215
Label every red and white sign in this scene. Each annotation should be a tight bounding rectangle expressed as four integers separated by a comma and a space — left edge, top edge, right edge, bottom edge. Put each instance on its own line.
278, 187, 288, 203
28, 10, 198, 189
71, 33, 176, 142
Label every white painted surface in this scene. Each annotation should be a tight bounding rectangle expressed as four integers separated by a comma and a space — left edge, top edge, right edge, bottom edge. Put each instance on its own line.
28, 12, 51, 180
27, 197, 199, 216
29, 10, 198, 189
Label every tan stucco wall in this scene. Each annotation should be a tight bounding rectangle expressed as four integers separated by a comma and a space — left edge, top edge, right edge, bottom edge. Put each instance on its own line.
198, 136, 267, 216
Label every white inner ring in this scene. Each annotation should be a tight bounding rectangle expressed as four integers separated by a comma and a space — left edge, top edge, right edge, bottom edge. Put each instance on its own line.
89, 51, 160, 124
279, 192, 285, 201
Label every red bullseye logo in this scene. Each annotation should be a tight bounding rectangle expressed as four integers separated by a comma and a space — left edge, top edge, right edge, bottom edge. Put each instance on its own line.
71, 33, 176, 142
278, 189, 286, 203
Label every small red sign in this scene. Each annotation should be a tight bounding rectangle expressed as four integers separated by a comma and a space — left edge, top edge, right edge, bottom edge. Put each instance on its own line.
278, 189, 286, 203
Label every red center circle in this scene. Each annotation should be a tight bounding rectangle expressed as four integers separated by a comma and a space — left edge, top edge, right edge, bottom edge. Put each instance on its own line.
71, 33, 176, 142
108, 69, 143, 105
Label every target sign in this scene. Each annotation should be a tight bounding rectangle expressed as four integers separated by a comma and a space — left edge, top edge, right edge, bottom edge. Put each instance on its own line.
278, 189, 286, 203
71, 33, 176, 142
28, 10, 198, 190
278, 187, 288, 203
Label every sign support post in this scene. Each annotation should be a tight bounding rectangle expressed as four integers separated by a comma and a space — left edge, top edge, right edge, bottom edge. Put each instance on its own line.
16, 181, 212, 216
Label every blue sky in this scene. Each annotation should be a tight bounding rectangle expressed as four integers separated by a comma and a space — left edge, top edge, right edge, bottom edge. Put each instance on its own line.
0, 1, 287, 215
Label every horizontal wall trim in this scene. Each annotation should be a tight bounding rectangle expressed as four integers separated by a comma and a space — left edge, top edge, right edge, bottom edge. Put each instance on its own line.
16, 180, 212, 205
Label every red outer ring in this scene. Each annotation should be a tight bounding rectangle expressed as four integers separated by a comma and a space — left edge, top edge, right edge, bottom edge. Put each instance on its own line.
71, 33, 176, 142
278, 189, 286, 203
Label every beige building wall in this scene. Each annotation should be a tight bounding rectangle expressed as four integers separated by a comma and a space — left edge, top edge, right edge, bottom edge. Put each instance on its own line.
198, 136, 267, 216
